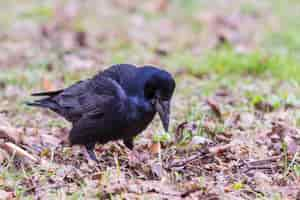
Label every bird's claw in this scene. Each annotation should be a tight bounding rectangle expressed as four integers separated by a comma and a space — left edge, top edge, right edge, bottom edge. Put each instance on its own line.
87, 149, 100, 164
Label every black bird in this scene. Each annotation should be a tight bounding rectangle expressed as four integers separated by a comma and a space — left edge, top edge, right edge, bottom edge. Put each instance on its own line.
27, 64, 175, 162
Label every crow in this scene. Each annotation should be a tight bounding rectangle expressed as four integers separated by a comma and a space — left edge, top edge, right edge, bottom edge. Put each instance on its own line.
27, 64, 176, 162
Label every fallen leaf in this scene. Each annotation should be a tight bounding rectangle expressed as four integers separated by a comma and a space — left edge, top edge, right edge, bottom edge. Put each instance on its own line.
189, 136, 211, 145
254, 171, 272, 188
21, 136, 41, 147
175, 121, 188, 142
143, 0, 169, 13
209, 141, 237, 155
75, 31, 87, 47
40, 134, 61, 147
206, 98, 222, 119
254, 101, 274, 112
0, 149, 9, 163
284, 136, 298, 154
0, 190, 13, 200
0, 123, 21, 144
150, 162, 164, 178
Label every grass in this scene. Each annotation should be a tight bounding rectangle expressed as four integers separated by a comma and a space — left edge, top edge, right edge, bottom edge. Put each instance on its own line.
164, 46, 300, 82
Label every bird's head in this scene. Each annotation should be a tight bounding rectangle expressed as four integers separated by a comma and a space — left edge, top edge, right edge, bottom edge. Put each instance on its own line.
144, 69, 175, 132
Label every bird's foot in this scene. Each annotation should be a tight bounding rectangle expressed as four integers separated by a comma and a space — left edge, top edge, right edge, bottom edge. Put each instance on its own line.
85, 149, 100, 164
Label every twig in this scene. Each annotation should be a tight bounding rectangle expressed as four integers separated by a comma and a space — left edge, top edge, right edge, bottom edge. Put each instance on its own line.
168, 152, 208, 168
181, 187, 201, 198
284, 152, 299, 177
26, 183, 67, 193
175, 121, 188, 142
168, 142, 236, 168
0, 142, 39, 163
206, 98, 222, 119
246, 155, 283, 166
241, 155, 283, 173
243, 165, 275, 173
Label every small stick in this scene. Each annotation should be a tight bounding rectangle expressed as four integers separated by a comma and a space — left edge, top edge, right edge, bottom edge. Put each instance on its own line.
1, 142, 39, 163
246, 155, 283, 166
168, 152, 207, 168
168, 142, 236, 168
243, 165, 275, 173
206, 98, 222, 119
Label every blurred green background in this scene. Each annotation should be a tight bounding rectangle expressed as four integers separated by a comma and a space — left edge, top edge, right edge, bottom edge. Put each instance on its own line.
1, 0, 300, 82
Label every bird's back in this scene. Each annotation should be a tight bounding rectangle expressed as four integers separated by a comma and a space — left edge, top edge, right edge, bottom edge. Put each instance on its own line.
27, 65, 134, 121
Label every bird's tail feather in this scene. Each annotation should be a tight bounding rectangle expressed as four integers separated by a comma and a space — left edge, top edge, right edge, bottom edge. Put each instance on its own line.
25, 99, 58, 110
25, 101, 44, 107
31, 90, 63, 97
27, 89, 62, 110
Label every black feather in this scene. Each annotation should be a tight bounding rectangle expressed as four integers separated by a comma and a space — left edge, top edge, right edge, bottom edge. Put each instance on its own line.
31, 90, 64, 96
27, 64, 175, 162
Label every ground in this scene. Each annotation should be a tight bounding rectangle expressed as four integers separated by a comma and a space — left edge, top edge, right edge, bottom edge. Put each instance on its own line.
0, 0, 300, 199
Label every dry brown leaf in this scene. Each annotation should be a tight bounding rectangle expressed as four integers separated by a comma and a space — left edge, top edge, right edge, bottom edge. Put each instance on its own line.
254, 101, 274, 112
284, 136, 298, 154
21, 136, 41, 147
112, 0, 137, 11
145, 0, 169, 12
296, 190, 300, 200
215, 134, 231, 143
0, 124, 21, 144
157, 0, 169, 11
150, 162, 164, 178
127, 180, 181, 197
206, 98, 222, 119
0, 190, 13, 200
209, 141, 236, 155
202, 120, 217, 135
40, 134, 61, 147
75, 31, 87, 47
0, 149, 9, 163
254, 171, 272, 188
189, 136, 211, 145
175, 121, 188, 143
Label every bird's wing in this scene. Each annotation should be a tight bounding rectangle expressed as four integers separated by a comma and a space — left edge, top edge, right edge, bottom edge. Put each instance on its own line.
28, 64, 135, 122
68, 77, 127, 145
52, 76, 127, 122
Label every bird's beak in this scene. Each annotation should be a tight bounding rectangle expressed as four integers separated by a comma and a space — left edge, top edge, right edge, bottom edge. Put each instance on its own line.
155, 99, 170, 132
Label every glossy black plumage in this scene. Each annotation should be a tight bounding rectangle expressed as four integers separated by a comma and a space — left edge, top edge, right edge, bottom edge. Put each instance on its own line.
27, 64, 175, 161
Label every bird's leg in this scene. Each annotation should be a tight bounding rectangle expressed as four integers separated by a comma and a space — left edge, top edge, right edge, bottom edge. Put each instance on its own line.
85, 142, 99, 163
123, 138, 134, 150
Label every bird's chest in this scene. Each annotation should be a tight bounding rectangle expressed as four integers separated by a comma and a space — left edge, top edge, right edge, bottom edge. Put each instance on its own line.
122, 112, 155, 139
122, 97, 155, 136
